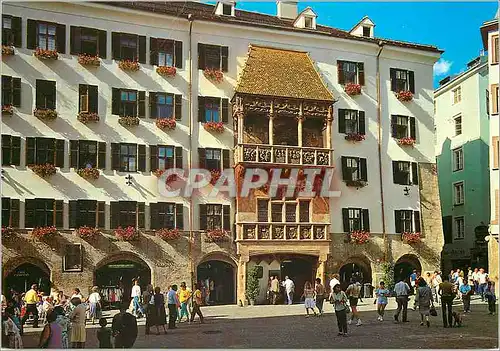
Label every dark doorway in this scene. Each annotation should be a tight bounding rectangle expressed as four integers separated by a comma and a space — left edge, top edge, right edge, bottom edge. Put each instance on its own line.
197, 260, 235, 305
339, 262, 371, 291
4, 262, 51, 295
280, 256, 316, 303
394, 254, 422, 287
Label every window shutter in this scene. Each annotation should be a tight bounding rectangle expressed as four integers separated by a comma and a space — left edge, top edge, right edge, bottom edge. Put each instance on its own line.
110, 201, 119, 229
138, 91, 146, 118
88, 85, 98, 114
221, 98, 229, 123
26, 137, 36, 165
149, 145, 158, 171
111, 143, 120, 170
199, 204, 207, 230
337, 61, 345, 85
2, 135, 11, 166
149, 203, 158, 230
409, 117, 416, 140
27, 19, 37, 49
394, 210, 402, 233
12, 77, 21, 107
221, 46, 228, 72
112, 32, 120, 60
443, 216, 452, 244
408, 71, 415, 93
137, 202, 145, 228
35, 80, 43, 109
175, 147, 183, 169
360, 158, 367, 182
97, 201, 105, 228
198, 43, 205, 70
70, 26, 81, 55
390, 68, 397, 92
414, 210, 421, 233
149, 92, 157, 118
198, 96, 205, 122
392, 161, 398, 184
357, 62, 365, 86
342, 208, 349, 232
138, 35, 146, 64
358, 111, 365, 135
175, 94, 182, 120
98, 142, 106, 170
70, 140, 79, 168
10, 199, 19, 228
111, 88, 120, 115
222, 149, 230, 169
391, 115, 397, 138
69, 200, 78, 228
49, 81, 56, 110
149, 37, 157, 65
411, 162, 419, 185
56, 24, 66, 54
338, 109, 346, 133
98, 30, 107, 59
55, 200, 64, 228
11, 136, 20, 166
223, 205, 230, 230
362, 209, 370, 232
176, 203, 184, 230
198, 148, 206, 168
341, 156, 349, 181
174, 40, 183, 68
25, 199, 36, 228
138, 145, 146, 172
55, 139, 65, 168
12, 16, 21, 47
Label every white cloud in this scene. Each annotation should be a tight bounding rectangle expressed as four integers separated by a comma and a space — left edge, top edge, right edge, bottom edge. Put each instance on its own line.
433, 59, 452, 76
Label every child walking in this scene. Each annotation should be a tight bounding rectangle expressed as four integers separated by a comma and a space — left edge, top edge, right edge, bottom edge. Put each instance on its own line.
302, 281, 317, 317
375, 281, 389, 321
97, 318, 112, 349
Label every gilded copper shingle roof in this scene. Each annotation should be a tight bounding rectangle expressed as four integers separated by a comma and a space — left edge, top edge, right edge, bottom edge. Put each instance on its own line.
235, 45, 334, 102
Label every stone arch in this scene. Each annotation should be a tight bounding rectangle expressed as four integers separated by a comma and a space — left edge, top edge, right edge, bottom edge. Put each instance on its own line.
196, 251, 238, 268
3, 257, 52, 294
3, 256, 52, 279
394, 254, 422, 283
338, 255, 373, 290
196, 251, 237, 305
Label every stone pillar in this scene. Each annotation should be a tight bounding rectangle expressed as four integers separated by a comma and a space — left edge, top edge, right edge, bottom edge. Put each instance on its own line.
237, 254, 250, 305
326, 106, 333, 149
268, 113, 274, 146
237, 112, 244, 144
316, 254, 328, 284
297, 103, 304, 147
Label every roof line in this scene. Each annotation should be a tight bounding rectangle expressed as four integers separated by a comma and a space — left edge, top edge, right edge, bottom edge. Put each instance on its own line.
434, 61, 488, 95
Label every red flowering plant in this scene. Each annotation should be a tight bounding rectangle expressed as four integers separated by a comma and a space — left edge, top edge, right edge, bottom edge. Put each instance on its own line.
76, 226, 100, 240
2, 45, 14, 56
397, 137, 416, 146
349, 230, 370, 244
396, 90, 413, 102
156, 66, 176, 77
77, 167, 100, 180
114, 226, 139, 241
345, 133, 365, 142
203, 68, 223, 83
118, 59, 139, 71
156, 118, 176, 130
31, 226, 57, 240
30, 163, 57, 178
34, 108, 58, 120
78, 54, 100, 66
1, 227, 15, 238
344, 83, 362, 96
156, 228, 181, 241
402, 231, 421, 244
77, 112, 100, 124
2, 105, 13, 115
205, 229, 229, 243
209, 169, 221, 185
203, 121, 224, 133
34, 48, 58, 60
153, 169, 166, 178
118, 116, 140, 127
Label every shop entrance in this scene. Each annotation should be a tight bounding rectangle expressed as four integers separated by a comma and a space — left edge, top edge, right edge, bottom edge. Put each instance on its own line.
339, 260, 372, 292
197, 260, 235, 305
280, 255, 317, 303
95, 259, 151, 310
4, 262, 51, 296
394, 254, 422, 286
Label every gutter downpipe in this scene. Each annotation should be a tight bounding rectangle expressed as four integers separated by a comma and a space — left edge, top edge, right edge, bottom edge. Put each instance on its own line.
187, 14, 194, 288
376, 40, 387, 261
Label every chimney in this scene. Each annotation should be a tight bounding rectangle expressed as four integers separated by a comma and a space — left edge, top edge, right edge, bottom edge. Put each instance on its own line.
277, 0, 298, 19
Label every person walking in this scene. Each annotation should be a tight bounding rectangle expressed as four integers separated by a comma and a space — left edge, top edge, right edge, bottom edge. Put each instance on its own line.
438, 276, 455, 328
178, 282, 191, 323
112, 302, 138, 349
472, 268, 480, 294
131, 280, 144, 318
283, 276, 295, 305
485, 281, 497, 315
97, 317, 112, 349
459, 281, 472, 313
88, 286, 102, 325
375, 282, 389, 321
142, 284, 154, 335
3, 307, 23, 349
431, 271, 442, 304
53, 305, 69, 349
415, 279, 433, 328
331, 284, 349, 336
478, 268, 489, 302
302, 281, 317, 317
190, 283, 204, 324
167, 285, 180, 329
270, 276, 280, 305
151, 287, 167, 334
20, 284, 39, 331
314, 278, 326, 316
409, 270, 418, 294
69, 297, 86, 348
393, 277, 411, 323
38, 311, 62, 349
346, 279, 362, 326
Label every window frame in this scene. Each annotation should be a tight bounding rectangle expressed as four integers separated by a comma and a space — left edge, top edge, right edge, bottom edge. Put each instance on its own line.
119, 89, 138, 117
205, 148, 222, 171
119, 33, 138, 61
78, 140, 98, 169
399, 210, 414, 233
454, 114, 462, 136
78, 84, 98, 114
452, 86, 462, 105
25, 198, 62, 228
454, 216, 465, 240
392, 115, 409, 139
156, 93, 174, 119
362, 26, 371, 37
453, 181, 465, 206
338, 60, 359, 85
222, 4, 233, 16
63, 244, 83, 272
79, 27, 99, 56
157, 145, 175, 170
204, 98, 220, 123
36, 21, 57, 51
492, 35, 499, 64
35, 79, 56, 110
1, 135, 21, 166
344, 110, 360, 134
2, 15, 14, 46
119, 143, 137, 172
394, 69, 409, 91
118, 201, 138, 228
152, 202, 176, 229
304, 16, 313, 29
206, 204, 223, 230
452, 147, 464, 172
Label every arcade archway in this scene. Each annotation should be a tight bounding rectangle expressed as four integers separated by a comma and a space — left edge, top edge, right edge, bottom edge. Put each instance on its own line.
197, 259, 236, 305
338, 256, 372, 291
394, 254, 422, 285
4, 260, 51, 295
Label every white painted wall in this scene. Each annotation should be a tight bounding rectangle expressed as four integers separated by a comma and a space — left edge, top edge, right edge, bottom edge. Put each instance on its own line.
488, 29, 499, 235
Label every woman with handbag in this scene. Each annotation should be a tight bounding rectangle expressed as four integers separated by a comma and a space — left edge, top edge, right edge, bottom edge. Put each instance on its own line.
415, 278, 434, 327
331, 284, 349, 336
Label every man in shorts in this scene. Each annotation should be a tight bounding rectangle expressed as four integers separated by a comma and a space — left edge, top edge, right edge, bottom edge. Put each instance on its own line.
346, 278, 362, 326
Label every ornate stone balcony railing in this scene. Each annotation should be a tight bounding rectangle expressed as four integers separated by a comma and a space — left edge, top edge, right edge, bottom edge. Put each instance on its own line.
239, 223, 329, 241
235, 144, 332, 166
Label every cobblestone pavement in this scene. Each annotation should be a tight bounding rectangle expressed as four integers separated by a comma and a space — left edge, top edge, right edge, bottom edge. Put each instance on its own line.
21, 297, 497, 348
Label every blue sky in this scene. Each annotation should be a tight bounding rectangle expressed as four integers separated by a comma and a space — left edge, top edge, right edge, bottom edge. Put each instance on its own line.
234, 2, 498, 87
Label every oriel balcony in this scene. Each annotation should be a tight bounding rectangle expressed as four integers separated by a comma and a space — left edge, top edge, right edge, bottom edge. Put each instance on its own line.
236, 144, 332, 166
238, 223, 329, 241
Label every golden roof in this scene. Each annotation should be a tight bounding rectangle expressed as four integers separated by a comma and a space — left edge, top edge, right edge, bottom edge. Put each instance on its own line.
235, 45, 334, 102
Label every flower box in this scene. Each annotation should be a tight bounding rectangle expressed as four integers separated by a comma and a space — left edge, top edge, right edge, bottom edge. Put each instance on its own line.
2, 227, 15, 238
203, 68, 223, 83
345, 179, 367, 188
349, 230, 370, 244
209, 169, 221, 185
345, 133, 365, 142
31, 226, 57, 240
78, 54, 100, 66
402, 231, 421, 244
77, 167, 100, 180
114, 226, 139, 241
77, 112, 99, 124
2, 45, 14, 56
397, 137, 416, 146
34, 108, 58, 121
205, 229, 229, 243
156, 66, 176, 77
396, 90, 413, 102
118, 60, 139, 71
118, 116, 140, 127
76, 226, 100, 240
203, 121, 224, 133
156, 228, 181, 241
153, 169, 166, 178
2, 105, 13, 115
30, 163, 57, 178
156, 118, 176, 130
344, 83, 362, 96
34, 48, 58, 60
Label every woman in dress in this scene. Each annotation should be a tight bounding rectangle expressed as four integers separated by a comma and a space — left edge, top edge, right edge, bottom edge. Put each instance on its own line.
87, 286, 101, 325
302, 281, 317, 317
53, 306, 69, 349
151, 287, 167, 335
415, 278, 433, 327
3, 307, 23, 349
331, 284, 349, 336
69, 297, 86, 348
143, 284, 154, 335
38, 311, 62, 349
375, 281, 389, 321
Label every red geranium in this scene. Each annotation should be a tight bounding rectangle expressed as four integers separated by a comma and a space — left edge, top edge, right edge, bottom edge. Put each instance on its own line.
114, 226, 139, 241
156, 66, 176, 77
205, 229, 228, 243
345, 133, 365, 142
30, 163, 57, 178
34, 48, 58, 60
397, 137, 416, 146
396, 90, 413, 102
156, 118, 176, 130
344, 83, 362, 96
31, 226, 57, 240
350, 230, 370, 244
76, 226, 100, 240
118, 60, 139, 71
1, 227, 15, 238
203, 68, 223, 83
402, 232, 421, 244
203, 121, 224, 133
156, 228, 181, 241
